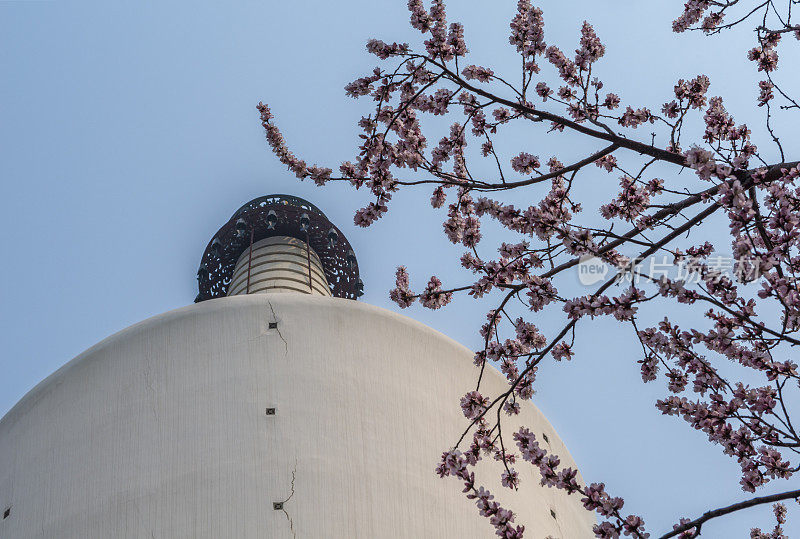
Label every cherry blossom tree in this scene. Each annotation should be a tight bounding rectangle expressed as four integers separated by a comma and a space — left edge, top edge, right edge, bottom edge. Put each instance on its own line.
257, 1, 800, 537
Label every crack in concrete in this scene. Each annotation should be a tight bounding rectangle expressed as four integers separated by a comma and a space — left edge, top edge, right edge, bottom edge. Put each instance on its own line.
278, 463, 297, 538
143, 360, 159, 422
266, 299, 288, 355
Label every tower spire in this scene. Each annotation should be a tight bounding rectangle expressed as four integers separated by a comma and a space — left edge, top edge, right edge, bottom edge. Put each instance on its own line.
195, 194, 362, 301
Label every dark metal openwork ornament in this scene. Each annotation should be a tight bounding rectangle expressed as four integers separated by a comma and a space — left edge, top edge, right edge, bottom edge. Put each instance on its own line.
196, 194, 362, 302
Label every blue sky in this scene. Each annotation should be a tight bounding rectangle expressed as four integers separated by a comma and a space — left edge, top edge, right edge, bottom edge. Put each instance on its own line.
2, 1, 798, 536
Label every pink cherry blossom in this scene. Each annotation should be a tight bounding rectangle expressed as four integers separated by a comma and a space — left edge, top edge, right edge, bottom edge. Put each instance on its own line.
259, 1, 800, 536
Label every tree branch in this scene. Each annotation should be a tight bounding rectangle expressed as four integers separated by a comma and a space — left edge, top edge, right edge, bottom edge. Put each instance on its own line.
659, 488, 800, 538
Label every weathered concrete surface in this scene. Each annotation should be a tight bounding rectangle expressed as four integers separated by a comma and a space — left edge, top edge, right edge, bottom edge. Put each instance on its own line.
0, 295, 595, 538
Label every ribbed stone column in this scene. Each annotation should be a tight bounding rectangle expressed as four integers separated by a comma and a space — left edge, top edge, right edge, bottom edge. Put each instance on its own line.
227, 236, 331, 296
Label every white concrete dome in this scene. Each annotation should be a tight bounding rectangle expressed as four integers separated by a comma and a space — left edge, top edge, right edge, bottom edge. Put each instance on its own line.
0, 294, 595, 538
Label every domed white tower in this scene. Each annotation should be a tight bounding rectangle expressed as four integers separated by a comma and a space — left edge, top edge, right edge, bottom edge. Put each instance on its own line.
0, 195, 595, 538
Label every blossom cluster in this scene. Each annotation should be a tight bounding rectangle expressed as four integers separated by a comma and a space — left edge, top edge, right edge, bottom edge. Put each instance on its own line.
258, 0, 800, 535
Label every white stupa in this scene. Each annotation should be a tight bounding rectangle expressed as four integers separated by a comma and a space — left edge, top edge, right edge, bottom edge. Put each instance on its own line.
0, 195, 595, 538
